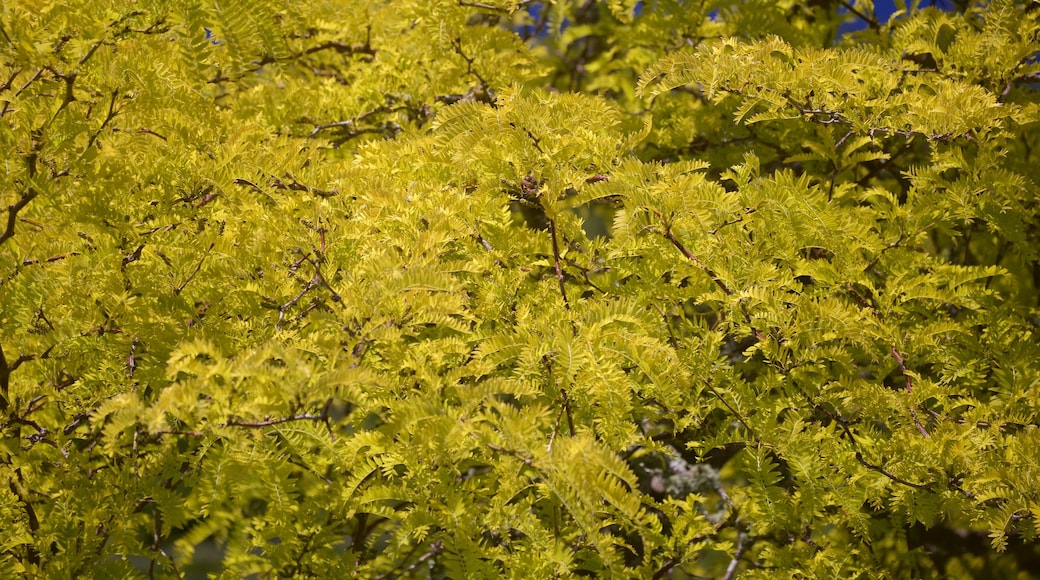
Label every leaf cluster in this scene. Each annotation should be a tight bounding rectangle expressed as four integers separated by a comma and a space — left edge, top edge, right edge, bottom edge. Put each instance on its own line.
2, 0, 1039, 577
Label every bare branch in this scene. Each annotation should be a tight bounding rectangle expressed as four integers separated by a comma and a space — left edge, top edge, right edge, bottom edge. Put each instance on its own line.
458, 0, 513, 13
225, 413, 325, 428
891, 347, 929, 436
856, 452, 933, 492
548, 218, 570, 309
0, 189, 39, 247
654, 213, 732, 296
721, 529, 749, 580
174, 242, 214, 295
271, 176, 339, 198
298, 40, 375, 60
838, 0, 881, 31
451, 36, 489, 88
278, 276, 320, 330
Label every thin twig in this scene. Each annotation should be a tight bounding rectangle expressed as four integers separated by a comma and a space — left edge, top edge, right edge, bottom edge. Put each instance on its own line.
225, 413, 324, 428
451, 36, 489, 87
82, 88, 120, 154
703, 381, 756, 440
838, 0, 881, 30
372, 540, 443, 580
561, 387, 576, 437
656, 217, 731, 295
656, 215, 766, 341
486, 443, 536, 468
174, 242, 214, 295
298, 40, 375, 59
855, 452, 932, 492
889, 348, 911, 393
548, 218, 570, 309
891, 347, 929, 437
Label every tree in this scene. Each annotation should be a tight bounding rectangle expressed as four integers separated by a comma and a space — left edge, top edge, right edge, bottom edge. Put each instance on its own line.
2, 0, 1039, 577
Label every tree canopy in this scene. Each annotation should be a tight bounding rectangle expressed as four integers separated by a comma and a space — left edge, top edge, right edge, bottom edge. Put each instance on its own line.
2, 0, 1040, 577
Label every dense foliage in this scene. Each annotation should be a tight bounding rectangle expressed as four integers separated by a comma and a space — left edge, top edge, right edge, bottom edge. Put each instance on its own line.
2, 0, 1040, 576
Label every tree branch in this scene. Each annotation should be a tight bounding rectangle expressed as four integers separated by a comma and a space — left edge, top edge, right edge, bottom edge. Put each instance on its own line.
225, 413, 325, 428
271, 176, 339, 198
855, 452, 933, 492
838, 0, 881, 31
174, 242, 214, 296
451, 36, 489, 88
891, 347, 929, 437
703, 381, 757, 440
721, 529, 749, 580
0, 189, 39, 247
654, 213, 732, 296
83, 89, 121, 154
0, 343, 9, 413
548, 218, 570, 309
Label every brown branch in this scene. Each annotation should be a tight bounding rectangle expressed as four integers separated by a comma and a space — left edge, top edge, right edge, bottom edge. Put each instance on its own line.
278, 276, 320, 330
308, 106, 392, 138
298, 40, 375, 59
838, 0, 881, 31
856, 452, 933, 492
174, 242, 214, 295
153, 429, 204, 437
0, 67, 21, 95
136, 127, 167, 141
1, 344, 58, 413
655, 214, 767, 341
703, 381, 757, 440
458, 0, 513, 12
891, 347, 929, 436
270, 176, 338, 198
0, 189, 39, 247
13, 68, 44, 99
22, 395, 48, 417
42, 67, 78, 124
473, 233, 494, 252
563, 257, 607, 295
3, 253, 79, 287
290, 298, 326, 325
8, 469, 41, 566
225, 413, 325, 428
82, 89, 121, 153
451, 36, 489, 87
313, 268, 341, 303
485, 443, 536, 468
545, 355, 576, 451
121, 244, 144, 271
511, 122, 544, 155
233, 178, 263, 193
548, 218, 570, 309
890, 348, 911, 392
372, 539, 443, 580
561, 387, 575, 437
63, 413, 91, 436
194, 192, 218, 208
2, 129, 42, 247
77, 41, 106, 67
655, 216, 732, 296
23, 253, 76, 267
284, 455, 334, 484
813, 396, 951, 498
0, 344, 9, 413
709, 208, 756, 236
